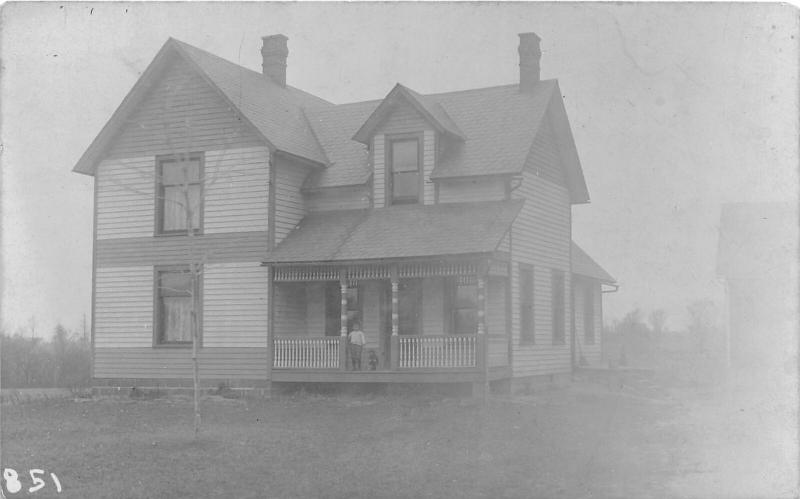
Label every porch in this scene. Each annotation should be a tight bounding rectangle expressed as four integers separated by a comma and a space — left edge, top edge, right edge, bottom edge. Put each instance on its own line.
269, 259, 511, 381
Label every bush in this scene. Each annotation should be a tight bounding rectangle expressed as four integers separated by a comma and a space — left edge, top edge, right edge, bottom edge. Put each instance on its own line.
1, 325, 91, 388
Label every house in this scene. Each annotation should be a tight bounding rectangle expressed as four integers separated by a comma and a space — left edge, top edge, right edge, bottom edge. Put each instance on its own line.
716, 203, 796, 376
73, 32, 616, 395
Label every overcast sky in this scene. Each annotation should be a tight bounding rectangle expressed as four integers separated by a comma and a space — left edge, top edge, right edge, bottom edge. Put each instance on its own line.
1, 2, 797, 337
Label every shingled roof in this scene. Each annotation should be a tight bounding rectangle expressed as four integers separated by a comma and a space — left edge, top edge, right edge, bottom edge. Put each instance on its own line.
75, 38, 589, 204
571, 242, 616, 283
73, 38, 332, 175
264, 200, 524, 264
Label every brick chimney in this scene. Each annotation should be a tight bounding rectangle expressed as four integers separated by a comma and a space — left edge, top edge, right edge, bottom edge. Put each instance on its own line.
261, 34, 288, 87
518, 32, 541, 92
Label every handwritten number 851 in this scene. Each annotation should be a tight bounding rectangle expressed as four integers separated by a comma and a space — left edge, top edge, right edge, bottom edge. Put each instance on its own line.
2, 468, 61, 494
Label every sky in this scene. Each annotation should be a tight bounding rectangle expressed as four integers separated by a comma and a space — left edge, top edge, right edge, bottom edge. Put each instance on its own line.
1, 2, 797, 338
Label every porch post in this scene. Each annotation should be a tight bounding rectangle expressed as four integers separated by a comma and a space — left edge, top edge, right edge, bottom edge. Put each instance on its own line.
476, 274, 487, 371
390, 265, 399, 370
339, 270, 349, 370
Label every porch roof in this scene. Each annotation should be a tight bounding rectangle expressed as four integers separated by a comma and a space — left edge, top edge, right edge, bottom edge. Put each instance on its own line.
571, 242, 616, 284
264, 200, 524, 264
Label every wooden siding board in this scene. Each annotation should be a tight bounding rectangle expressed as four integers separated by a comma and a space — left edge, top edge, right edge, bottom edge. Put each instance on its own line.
202, 262, 269, 348
96, 231, 269, 267
488, 277, 509, 367
94, 267, 154, 348
94, 348, 268, 379
96, 157, 155, 239
204, 147, 270, 233
373, 135, 385, 207
274, 158, 309, 245
509, 122, 573, 377
106, 58, 262, 160
423, 130, 436, 205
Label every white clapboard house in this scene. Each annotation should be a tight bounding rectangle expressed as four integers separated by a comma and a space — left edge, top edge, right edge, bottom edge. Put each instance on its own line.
74, 33, 616, 394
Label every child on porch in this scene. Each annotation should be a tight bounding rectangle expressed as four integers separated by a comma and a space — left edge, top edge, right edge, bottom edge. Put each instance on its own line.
348, 322, 366, 370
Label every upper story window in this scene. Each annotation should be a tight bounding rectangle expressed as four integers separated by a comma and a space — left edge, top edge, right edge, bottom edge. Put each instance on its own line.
157, 154, 203, 234
388, 137, 421, 205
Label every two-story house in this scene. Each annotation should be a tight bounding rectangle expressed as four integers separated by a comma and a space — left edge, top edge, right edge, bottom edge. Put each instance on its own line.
74, 33, 615, 395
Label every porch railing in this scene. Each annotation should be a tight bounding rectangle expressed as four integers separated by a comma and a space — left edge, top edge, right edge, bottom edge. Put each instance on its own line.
273, 336, 341, 369
398, 335, 477, 369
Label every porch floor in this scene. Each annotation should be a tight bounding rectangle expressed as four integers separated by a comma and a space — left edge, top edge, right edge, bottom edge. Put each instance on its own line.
270, 366, 511, 383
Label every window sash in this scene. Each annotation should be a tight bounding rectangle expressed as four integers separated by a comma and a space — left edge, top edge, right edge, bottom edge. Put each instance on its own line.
552, 270, 565, 343
584, 286, 595, 344
519, 266, 534, 343
157, 156, 202, 234
156, 269, 196, 345
388, 138, 421, 205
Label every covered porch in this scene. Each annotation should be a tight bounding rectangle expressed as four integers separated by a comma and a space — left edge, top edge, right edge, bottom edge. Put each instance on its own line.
269, 259, 511, 381
263, 201, 522, 383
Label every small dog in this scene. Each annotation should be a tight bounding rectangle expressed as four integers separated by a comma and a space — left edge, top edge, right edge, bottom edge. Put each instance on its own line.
367, 350, 379, 370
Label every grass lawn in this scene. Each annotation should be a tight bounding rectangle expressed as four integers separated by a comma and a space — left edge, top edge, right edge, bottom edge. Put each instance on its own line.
1, 380, 794, 498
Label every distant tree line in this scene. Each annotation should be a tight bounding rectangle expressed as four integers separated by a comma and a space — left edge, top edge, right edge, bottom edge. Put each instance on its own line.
603, 300, 728, 385
1, 324, 90, 388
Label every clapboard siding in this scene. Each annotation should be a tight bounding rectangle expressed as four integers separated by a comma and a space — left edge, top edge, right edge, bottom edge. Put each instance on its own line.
376, 104, 430, 135
107, 57, 262, 160
528, 117, 566, 187
573, 279, 602, 366
96, 157, 155, 239
423, 130, 436, 205
509, 114, 573, 378
422, 278, 445, 334
373, 135, 386, 207
306, 185, 371, 212
202, 262, 268, 348
273, 283, 307, 336
438, 177, 507, 204
487, 277, 509, 367
204, 147, 269, 233
94, 348, 268, 379
274, 158, 310, 245
96, 231, 268, 267
94, 266, 154, 348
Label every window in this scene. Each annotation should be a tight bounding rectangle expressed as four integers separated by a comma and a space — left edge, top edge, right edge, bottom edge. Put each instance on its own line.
324, 282, 362, 336
155, 267, 198, 345
157, 154, 203, 234
388, 138, 421, 205
448, 277, 478, 335
519, 265, 534, 343
583, 285, 595, 344
551, 270, 565, 344
398, 279, 422, 335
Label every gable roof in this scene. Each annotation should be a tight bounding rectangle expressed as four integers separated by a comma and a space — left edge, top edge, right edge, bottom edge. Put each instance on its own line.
73, 38, 332, 175
352, 84, 466, 144
264, 200, 524, 263
571, 242, 616, 283
717, 202, 797, 279
305, 81, 589, 202
75, 38, 590, 204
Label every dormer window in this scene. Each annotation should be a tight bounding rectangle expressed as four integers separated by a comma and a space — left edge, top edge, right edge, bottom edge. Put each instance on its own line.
387, 135, 422, 205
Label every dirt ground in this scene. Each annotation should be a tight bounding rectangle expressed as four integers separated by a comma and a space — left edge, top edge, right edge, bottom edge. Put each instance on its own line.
1, 376, 796, 499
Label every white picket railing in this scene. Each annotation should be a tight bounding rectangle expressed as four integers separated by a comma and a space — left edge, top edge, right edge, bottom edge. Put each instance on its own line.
273, 336, 341, 369
398, 335, 477, 369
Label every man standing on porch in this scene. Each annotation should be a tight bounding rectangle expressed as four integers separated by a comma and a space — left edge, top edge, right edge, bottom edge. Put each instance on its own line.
348, 322, 366, 371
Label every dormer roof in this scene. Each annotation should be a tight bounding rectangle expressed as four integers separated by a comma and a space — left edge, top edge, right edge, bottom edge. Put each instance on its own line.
74, 38, 590, 204
351, 83, 466, 144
